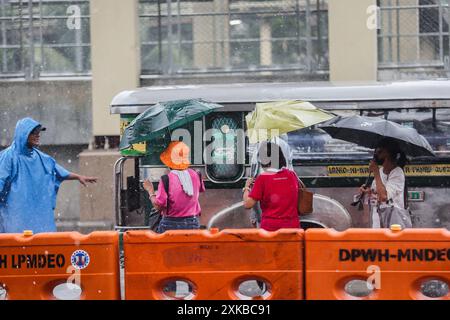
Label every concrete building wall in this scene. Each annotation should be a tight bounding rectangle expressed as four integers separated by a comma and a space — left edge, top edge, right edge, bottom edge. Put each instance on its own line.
90, 0, 141, 137
0, 80, 92, 146
78, 150, 134, 233
192, 0, 230, 69
328, 0, 378, 82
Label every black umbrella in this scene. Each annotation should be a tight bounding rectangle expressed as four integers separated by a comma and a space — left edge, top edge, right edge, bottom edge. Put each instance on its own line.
319, 115, 435, 209
318, 115, 435, 157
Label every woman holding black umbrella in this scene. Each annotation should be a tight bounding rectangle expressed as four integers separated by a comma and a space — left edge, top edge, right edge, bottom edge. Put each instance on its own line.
359, 138, 410, 228
319, 114, 435, 229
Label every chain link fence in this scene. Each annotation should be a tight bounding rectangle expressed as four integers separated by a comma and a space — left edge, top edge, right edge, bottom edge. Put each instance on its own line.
140, 0, 329, 76
0, 0, 91, 79
378, 0, 450, 70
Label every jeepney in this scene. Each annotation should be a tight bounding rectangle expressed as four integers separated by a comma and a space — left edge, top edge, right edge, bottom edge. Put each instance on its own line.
111, 80, 450, 231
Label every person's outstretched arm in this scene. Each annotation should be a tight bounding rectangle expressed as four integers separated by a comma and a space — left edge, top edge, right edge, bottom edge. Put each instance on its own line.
66, 173, 98, 187
53, 162, 97, 187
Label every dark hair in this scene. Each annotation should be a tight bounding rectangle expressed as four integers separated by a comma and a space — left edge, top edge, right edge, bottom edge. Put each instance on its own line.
257, 142, 287, 169
377, 138, 408, 169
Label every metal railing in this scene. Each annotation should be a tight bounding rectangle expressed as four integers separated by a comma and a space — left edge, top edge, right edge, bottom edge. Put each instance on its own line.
378, 0, 450, 70
0, 0, 91, 79
139, 0, 329, 76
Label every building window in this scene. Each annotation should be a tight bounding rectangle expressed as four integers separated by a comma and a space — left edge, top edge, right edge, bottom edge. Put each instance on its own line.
0, 0, 91, 79
378, 0, 449, 69
139, 0, 329, 76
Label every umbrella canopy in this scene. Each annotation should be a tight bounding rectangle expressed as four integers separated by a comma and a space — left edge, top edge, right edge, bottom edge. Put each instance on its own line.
318, 115, 435, 157
246, 100, 335, 143
120, 99, 223, 150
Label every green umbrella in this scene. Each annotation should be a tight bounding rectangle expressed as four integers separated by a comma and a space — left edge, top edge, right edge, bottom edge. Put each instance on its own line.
246, 100, 335, 143
120, 99, 223, 150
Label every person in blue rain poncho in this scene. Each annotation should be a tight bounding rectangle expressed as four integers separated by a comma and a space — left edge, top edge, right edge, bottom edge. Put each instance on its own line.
0, 117, 98, 233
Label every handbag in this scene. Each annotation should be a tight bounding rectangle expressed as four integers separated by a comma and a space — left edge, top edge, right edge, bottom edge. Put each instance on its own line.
376, 172, 412, 229
377, 202, 412, 229
297, 178, 314, 215
147, 207, 162, 231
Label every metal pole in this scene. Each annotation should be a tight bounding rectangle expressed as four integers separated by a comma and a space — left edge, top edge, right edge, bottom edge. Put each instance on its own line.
157, 0, 162, 73
212, 0, 217, 67
316, 0, 321, 68
305, 0, 313, 71
28, 0, 35, 79
395, 0, 400, 64
114, 158, 122, 227
432, 108, 437, 128
226, 0, 230, 68
379, 1, 384, 64
19, 0, 25, 75
114, 157, 129, 228
167, 0, 173, 74
75, 1, 83, 73
38, 0, 43, 76
295, 0, 302, 68
218, 0, 224, 67
1, 0, 7, 73
177, 0, 181, 69
448, 0, 450, 73
387, 0, 393, 63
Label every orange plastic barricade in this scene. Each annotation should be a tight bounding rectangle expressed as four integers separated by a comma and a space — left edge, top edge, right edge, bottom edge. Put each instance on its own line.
305, 228, 450, 300
123, 229, 304, 300
0, 231, 120, 300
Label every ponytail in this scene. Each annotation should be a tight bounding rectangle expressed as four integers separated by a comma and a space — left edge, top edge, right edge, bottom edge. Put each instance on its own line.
396, 151, 408, 169
377, 138, 408, 169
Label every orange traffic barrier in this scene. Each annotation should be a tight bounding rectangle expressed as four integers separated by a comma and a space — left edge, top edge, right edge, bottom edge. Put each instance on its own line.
305, 228, 450, 300
123, 229, 304, 300
0, 231, 120, 300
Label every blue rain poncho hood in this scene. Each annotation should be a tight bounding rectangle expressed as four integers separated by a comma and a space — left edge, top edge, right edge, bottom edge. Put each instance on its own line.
0, 117, 70, 233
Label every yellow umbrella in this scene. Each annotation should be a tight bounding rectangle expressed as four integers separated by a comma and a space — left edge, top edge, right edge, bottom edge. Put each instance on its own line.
246, 100, 335, 143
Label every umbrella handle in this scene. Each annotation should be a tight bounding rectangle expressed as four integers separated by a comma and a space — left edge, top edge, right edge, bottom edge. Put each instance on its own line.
363, 153, 376, 187
363, 171, 372, 187
350, 161, 373, 207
